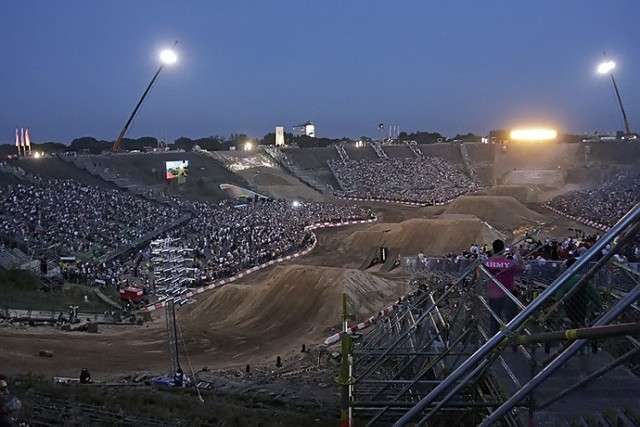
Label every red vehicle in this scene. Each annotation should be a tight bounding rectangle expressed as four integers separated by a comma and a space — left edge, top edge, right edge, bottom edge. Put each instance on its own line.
119, 286, 145, 303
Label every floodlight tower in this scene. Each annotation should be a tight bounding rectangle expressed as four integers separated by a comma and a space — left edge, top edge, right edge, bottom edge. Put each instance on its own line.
598, 52, 633, 138
113, 41, 178, 151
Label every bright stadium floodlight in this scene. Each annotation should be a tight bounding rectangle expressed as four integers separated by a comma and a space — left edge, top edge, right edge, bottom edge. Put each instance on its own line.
597, 60, 615, 75
112, 41, 179, 151
597, 52, 633, 138
510, 129, 558, 141
160, 49, 178, 64
292, 200, 300, 208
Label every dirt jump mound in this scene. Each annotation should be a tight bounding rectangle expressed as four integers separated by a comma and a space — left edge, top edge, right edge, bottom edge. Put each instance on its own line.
443, 195, 544, 231
344, 218, 505, 256
177, 264, 404, 360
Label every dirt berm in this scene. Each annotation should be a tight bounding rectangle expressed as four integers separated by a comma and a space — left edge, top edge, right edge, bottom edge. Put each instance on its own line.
343, 217, 505, 256
177, 264, 405, 362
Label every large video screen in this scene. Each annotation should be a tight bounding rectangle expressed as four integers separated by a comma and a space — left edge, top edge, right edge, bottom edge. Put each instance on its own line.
165, 160, 189, 180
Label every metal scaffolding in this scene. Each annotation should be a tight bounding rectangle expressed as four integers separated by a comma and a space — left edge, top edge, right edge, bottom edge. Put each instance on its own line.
345, 203, 640, 426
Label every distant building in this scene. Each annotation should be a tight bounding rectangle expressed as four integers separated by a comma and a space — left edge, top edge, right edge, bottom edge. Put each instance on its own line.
293, 122, 315, 138
275, 126, 285, 146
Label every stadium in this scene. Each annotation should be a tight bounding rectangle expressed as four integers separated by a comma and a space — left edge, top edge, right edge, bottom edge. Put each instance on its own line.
1, 140, 639, 426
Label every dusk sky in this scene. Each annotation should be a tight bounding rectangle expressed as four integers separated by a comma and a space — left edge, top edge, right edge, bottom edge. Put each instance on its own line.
2, 1, 639, 144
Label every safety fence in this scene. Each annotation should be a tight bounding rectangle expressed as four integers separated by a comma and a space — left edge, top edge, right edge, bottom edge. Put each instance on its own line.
342, 203, 640, 426
403, 256, 640, 293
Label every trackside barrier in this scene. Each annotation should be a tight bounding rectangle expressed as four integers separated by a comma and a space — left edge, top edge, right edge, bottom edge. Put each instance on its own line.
324, 296, 411, 346
139, 217, 377, 313
545, 204, 611, 232
337, 196, 453, 207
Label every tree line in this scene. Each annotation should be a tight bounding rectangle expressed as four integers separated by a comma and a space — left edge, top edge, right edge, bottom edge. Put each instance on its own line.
0, 130, 588, 156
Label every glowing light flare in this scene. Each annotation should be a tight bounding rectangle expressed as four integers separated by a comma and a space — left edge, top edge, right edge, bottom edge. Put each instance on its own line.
598, 61, 615, 74
510, 129, 558, 141
160, 49, 177, 64
244, 142, 253, 151
292, 200, 301, 208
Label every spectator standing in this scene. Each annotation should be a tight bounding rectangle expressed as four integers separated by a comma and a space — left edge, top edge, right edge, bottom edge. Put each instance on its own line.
555, 258, 602, 328
483, 239, 525, 336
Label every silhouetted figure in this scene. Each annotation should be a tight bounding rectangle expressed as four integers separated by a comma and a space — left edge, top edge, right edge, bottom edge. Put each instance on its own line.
174, 368, 189, 387
79, 368, 91, 384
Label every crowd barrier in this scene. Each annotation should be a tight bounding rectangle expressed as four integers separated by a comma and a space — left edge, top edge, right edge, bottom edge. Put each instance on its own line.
403, 255, 640, 291
545, 204, 611, 232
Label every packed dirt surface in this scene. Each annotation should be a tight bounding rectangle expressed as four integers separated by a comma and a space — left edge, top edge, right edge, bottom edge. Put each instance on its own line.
344, 217, 505, 256
0, 182, 598, 383
443, 195, 545, 230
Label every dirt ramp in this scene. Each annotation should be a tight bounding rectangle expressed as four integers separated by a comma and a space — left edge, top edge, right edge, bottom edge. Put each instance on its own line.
474, 185, 539, 204
178, 265, 402, 357
344, 218, 504, 256
444, 195, 543, 230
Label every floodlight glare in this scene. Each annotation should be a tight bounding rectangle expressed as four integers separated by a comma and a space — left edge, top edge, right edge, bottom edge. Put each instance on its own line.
160, 49, 178, 64
597, 61, 615, 74
510, 129, 557, 141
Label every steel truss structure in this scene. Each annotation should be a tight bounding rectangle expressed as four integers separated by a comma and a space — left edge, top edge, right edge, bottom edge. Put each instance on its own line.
348, 203, 640, 426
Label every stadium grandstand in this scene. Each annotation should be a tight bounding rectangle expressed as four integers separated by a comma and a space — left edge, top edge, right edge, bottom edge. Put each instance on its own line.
1, 139, 639, 426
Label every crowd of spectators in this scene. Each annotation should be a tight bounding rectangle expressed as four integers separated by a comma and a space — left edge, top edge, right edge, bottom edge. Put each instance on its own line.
548, 171, 640, 228
329, 157, 477, 204
146, 199, 373, 285
444, 233, 605, 263
0, 179, 180, 259
410, 230, 639, 280
0, 175, 374, 294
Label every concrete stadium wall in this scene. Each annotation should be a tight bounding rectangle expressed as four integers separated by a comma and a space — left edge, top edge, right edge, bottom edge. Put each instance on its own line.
383, 145, 415, 158
280, 147, 340, 170
501, 169, 565, 186
344, 145, 378, 160
585, 141, 640, 165
419, 143, 465, 164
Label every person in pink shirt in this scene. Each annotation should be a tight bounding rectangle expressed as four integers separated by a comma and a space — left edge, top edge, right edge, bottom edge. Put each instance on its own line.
483, 239, 525, 336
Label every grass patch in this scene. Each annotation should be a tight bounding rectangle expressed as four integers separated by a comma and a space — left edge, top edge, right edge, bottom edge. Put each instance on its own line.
10, 373, 338, 426
0, 269, 40, 291
0, 276, 113, 314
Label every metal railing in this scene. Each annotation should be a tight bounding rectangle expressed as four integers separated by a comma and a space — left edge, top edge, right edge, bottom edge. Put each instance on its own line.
347, 203, 640, 426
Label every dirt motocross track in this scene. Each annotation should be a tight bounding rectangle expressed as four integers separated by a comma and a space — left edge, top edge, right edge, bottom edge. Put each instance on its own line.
0, 186, 594, 381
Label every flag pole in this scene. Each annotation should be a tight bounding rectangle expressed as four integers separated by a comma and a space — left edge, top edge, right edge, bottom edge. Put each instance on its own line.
25, 128, 32, 155
15, 128, 20, 157
20, 128, 25, 157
